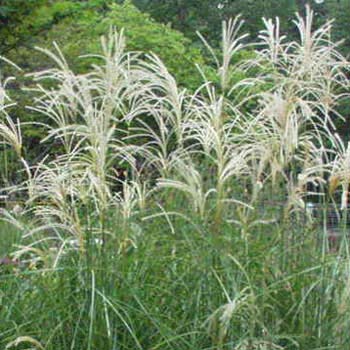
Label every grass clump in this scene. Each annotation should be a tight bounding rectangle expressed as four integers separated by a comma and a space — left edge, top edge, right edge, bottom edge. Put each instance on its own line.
1, 6, 350, 350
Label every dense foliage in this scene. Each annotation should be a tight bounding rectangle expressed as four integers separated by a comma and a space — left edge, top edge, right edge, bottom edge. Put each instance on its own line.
1, 2, 350, 350
134, 0, 350, 53
1, 1, 203, 85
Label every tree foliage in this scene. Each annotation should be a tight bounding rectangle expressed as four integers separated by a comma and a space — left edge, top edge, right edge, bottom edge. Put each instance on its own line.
0, 0, 46, 53
134, 0, 350, 54
2, 1, 203, 87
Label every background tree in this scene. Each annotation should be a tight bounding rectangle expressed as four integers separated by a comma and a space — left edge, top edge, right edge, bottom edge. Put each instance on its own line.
326, 0, 350, 54
0, 0, 48, 54
133, 0, 350, 55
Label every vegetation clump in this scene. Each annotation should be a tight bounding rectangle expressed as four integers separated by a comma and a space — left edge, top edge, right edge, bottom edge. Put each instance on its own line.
0, 6, 350, 350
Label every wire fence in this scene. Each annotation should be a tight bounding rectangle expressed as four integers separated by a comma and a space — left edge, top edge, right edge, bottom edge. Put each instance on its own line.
1, 196, 349, 226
